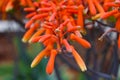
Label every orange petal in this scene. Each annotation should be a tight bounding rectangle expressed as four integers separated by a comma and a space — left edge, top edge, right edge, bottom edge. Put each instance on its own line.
104, 2, 120, 8
33, 2, 39, 7
46, 49, 57, 75
31, 49, 47, 68
49, 11, 57, 21
114, 13, 120, 18
62, 39, 72, 52
29, 28, 45, 43
37, 7, 52, 12
26, 12, 37, 19
67, 9, 78, 14
103, 0, 114, 11
77, 5, 84, 29
93, 0, 105, 13
39, 34, 51, 43
5, 0, 13, 12
115, 17, 120, 32
58, 19, 70, 31
101, 9, 118, 19
70, 34, 91, 48
26, 0, 34, 7
87, 0, 97, 15
67, 22, 74, 30
20, 0, 27, 6
43, 39, 50, 46
92, 13, 101, 20
67, 26, 81, 32
31, 13, 49, 20
25, 19, 34, 29
22, 27, 35, 43
71, 46, 87, 71
118, 35, 120, 49
24, 7, 35, 12
31, 43, 52, 68
31, 36, 42, 43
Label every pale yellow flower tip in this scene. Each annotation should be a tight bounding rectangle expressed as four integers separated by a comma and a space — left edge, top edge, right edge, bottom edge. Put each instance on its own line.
6, 6, 13, 12
91, 14, 101, 20
77, 60, 87, 72
22, 38, 27, 43
31, 61, 36, 68
30, 56, 41, 68
28, 39, 32, 43
30, 48, 48, 68
71, 46, 87, 72
5, 1, 13, 12
30, 57, 40, 68
81, 65, 87, 72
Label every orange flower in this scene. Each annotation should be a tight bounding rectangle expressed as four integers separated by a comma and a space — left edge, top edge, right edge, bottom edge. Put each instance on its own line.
22, 26, 35, 43
25, 12, 37, 19
101, 9, 119, 19
70, 33, 91, 48
115, 16, 120, 32
38, 34, 51, 43
62, 39, 72, 52
25, 19, 34, 29
31, 13, 49, 21
0, 0, 35, 14
20, 0, 27, 6
103, 0, 114, 11
25, 0, 34, 7
71, 46, 87, 71
30, 36, 42, 43
5, 0, 13, 12
77, 5, 84, 29
118, 34, 120, 49
104, 2, 120, 7
46, 49, 57, 75
24, 7, 35, 12
31, 42, 53, 68
67, 26, 81, 32
87, 0, 97, 15
93, 0, 105, 13
22, 0, 94, 74
29, 28, 45, 43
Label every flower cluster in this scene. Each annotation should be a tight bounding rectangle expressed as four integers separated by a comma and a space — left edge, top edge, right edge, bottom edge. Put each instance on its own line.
22, 0, 91, 74
92, 0, 120, 48
0, 0, 34, 12
22, 0, 120, 75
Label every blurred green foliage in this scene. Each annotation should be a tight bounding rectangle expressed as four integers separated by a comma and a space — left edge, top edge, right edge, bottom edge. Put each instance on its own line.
0, 63, 14, 80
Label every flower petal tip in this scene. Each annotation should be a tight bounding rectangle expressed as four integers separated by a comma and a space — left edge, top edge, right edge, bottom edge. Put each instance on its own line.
81, 67, 87, 72
28, 39, 32, 43
22, 38, 27, 43
31, 62, 36, 68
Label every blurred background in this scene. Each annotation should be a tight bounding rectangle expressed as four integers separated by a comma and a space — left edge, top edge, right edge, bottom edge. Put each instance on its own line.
0, 1, 120, 80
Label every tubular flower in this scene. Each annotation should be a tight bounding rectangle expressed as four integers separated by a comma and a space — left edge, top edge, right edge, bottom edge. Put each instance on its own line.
71, 46, 87, 72
46, 49, 57, 74
22, 0, 120, 75
0, 0, 34, 19
91, 0, 120, 41
22, 0, 91, 74
0, 0, 14, 12
0, 0, 34, 13
118, 34, 120, 49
